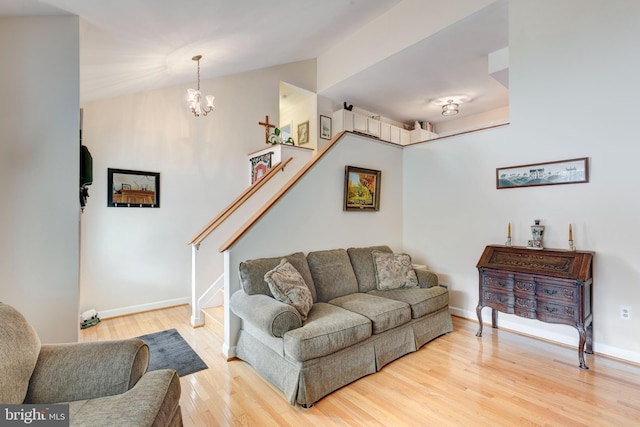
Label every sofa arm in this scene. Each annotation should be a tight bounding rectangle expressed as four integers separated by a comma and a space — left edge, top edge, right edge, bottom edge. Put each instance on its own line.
230, 290, 302, 338
68, 369, 181, 427
25, 339, 149, 404
414, 266, 439, 288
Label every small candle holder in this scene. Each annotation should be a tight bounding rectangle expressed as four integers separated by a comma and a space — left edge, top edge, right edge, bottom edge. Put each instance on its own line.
505, 237, 512, 247
568, 240, 576, 251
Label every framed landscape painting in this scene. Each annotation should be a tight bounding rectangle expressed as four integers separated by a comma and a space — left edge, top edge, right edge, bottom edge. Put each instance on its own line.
496, 157, 589, 189
320, 115, 332, 140
344, 166, 381, 211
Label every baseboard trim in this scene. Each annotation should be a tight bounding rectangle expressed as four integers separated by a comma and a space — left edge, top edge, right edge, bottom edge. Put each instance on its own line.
98, 297, 191, 320
450, 306, 640, 365
223, 343, 236, 360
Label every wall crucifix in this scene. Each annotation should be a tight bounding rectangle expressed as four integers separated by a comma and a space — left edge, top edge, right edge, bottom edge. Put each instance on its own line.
258, 115, 276, 144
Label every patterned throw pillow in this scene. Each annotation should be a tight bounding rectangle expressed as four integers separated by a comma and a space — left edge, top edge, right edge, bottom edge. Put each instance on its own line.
372, 250, 419, 290
264, 259, 313, 320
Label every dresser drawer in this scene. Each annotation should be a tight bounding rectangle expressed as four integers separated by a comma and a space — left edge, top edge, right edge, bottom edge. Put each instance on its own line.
514, 275, 536, 294
536, 282, 577, 303
537, 301, 577, 323
482, 289, 514, 313
482, 272, 513, 291
514, 297, 537, 319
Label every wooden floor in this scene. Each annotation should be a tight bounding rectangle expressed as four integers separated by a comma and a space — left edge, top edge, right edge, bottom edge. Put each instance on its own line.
80, 305, 640, 426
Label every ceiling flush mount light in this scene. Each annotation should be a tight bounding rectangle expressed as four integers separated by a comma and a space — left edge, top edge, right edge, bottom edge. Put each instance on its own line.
442, 100, 459, 116
187, 55, 214, 117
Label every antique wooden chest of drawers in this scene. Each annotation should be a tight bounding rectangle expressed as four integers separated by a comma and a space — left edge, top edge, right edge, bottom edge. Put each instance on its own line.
476, 245, 594, 369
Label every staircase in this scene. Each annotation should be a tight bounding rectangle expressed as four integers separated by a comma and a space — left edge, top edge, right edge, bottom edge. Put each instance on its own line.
188, 144, 314, 327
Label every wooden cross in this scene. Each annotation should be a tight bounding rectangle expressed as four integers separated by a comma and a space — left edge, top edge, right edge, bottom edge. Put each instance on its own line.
258, 115, 276, 144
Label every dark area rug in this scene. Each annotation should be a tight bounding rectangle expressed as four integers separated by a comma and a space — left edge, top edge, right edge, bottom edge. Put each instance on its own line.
137, 328, 208, 377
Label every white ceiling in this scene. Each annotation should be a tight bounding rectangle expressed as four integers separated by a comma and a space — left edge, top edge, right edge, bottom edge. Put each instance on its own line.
1, 0, 508, 125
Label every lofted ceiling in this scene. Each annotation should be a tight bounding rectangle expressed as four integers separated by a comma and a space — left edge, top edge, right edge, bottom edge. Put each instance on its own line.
1, 0, 508, 126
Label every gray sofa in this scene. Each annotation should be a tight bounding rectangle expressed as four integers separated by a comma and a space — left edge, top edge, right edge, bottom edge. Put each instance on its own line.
230, 245, 453, 407
0, 302, 182, 427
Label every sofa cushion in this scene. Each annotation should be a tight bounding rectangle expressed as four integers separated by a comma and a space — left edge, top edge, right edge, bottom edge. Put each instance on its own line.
283, 303, 371, 362
347, 245, 393, 293
264, 259, 313, 321
372, 251, 419, 290
306, 249, 359, 303
329, 293, 411, 334
239, 252, 317, 302
414, 266, 439, 288
368, 286, 449, 319
0, 303, 42, 404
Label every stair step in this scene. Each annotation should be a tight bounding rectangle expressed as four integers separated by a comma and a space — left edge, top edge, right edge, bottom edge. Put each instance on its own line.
202, 306, 224, 337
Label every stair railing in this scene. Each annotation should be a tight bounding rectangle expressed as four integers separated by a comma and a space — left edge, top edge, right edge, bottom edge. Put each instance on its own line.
188, 158, 293, 326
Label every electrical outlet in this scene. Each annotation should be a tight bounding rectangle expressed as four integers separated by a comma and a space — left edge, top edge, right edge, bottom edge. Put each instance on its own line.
620, 305, 631, 320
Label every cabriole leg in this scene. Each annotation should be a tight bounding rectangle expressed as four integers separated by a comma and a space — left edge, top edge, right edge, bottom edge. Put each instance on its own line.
577, 325, 589, 370
476, 304, 483, 337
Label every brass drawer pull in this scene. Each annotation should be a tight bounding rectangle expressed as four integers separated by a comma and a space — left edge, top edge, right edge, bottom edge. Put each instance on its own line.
543, 288, 558, 295
544, 305, 558, 313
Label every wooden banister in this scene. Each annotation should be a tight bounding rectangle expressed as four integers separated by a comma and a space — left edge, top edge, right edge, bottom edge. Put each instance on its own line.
188, 157, 293, 247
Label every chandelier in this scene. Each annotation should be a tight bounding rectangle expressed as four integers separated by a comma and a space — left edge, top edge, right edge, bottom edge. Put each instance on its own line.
186, 55, 215, 117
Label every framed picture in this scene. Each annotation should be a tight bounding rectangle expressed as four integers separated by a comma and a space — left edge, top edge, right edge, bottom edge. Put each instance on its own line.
496, 157, 589, 189
320, 115, 332, 140
249, 152, 272, 184
108, 168, 160, 207
344, 166, 381, 211
298, 120, 309, 145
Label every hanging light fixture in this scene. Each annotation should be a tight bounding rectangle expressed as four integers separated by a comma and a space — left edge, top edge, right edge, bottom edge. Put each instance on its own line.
442, 100, 459, 116
187, 55, 215, 117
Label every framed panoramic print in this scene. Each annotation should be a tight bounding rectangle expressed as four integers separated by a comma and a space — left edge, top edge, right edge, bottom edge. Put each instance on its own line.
108, 168, 160, 207
496, 157, 589, 189
344, 166, 381, 211
298, 120, 309, 145
320, 115, 332, 140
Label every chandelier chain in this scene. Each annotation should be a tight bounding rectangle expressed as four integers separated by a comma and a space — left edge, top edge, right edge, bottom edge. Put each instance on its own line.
197, 58, 201, 91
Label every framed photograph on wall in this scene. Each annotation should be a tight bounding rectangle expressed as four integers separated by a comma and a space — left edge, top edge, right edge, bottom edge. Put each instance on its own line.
298, 120, 309, 145
108, 168, 160, 207
320, 115, 332, 140
344, 166, 381, 211
496, 157, 589, 189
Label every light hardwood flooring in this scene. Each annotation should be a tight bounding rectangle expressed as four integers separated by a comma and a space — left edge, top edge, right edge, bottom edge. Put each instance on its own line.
80, 305, 640, 426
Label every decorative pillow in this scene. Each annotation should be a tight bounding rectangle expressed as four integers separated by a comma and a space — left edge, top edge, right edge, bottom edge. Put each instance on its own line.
372, 250, 419, 290
264, 259, 313, 320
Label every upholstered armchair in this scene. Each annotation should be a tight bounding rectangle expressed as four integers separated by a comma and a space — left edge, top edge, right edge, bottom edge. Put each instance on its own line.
0, 303, 182, 427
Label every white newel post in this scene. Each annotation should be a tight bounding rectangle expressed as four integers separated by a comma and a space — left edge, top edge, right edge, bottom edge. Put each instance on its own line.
190, 244, 204, 327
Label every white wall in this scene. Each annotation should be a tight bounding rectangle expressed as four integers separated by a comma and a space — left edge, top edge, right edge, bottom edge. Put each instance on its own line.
225, 134, 405, 355
403, 0, 640, 363
317, 0, 495, 92
0, 17, 80, 343
79, 60, 316, 316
